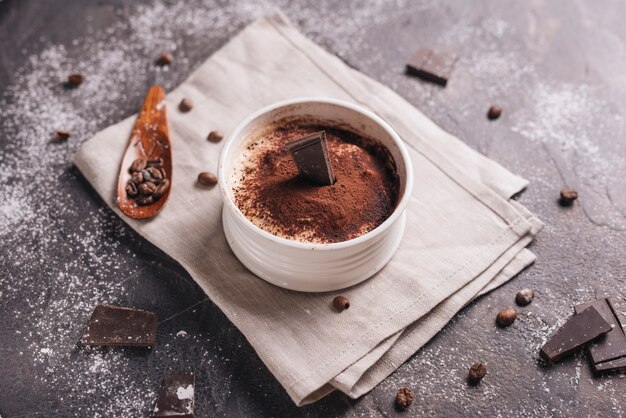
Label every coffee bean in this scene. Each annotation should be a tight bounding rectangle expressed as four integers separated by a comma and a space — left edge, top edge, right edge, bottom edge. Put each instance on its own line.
156, 52, 173, 66
129, 158, 147, 173
395, 387, 413, 409
332, 296, 350, 312
67, 73, 84, 87
468, 362, 486, 383
153, 179, 170, 198
559, 188, 578, 206
138, 181, 157, 195
179, 98, 193, 112
52, 130, 71, 141
126, 181, 138, 197
487, 105, 502, 120
131, 171, 144, 184
496, 307, 518, 327
136, 195, 154, 206
197, 171, 218, 187
146, 166, 163, 183
515, 288, 535, 306
207, 130, 224, 143
142, 169, 154, 183
147, 157, 164, 167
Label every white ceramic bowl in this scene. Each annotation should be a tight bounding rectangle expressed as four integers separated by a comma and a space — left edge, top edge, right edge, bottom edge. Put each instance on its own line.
218, 98, 413, 292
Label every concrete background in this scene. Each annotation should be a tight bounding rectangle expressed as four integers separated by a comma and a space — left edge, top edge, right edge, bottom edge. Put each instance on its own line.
1, 0, 625, 416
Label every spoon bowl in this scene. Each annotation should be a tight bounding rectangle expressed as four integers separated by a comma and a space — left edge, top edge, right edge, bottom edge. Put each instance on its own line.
116, 85, 172, 219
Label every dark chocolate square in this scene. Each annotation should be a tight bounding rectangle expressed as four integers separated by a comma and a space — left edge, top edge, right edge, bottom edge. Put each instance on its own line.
575, 298, 626, 371
80, 304, 158, 348
153, 373, 195, 418
285, 130, 335, 186
539, 306, 611, 363
406, 48, 458, 86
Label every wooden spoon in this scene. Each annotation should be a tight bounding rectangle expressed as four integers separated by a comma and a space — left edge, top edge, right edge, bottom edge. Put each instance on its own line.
116, 85, 172, 219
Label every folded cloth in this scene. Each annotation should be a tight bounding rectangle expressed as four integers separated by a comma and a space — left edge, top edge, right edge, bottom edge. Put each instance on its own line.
74, 11, 542, 406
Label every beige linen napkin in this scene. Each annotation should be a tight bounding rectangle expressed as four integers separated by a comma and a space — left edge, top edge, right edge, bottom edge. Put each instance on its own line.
74, 11, 542, 405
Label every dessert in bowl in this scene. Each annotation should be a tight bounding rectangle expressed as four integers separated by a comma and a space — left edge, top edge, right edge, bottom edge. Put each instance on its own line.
218, 98, 413, 292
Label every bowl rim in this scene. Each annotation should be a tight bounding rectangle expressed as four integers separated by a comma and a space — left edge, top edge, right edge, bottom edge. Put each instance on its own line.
217, 97, 414, 251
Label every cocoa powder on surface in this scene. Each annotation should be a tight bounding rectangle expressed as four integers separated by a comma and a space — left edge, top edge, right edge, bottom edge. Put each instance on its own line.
232, 121, 400, 244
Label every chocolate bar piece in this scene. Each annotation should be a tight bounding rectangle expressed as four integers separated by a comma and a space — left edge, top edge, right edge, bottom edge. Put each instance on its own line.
575, 298, 626, 371
153, 373, 195, 418
80, 304, 157, 348
539, 306, 611, 363
405, 48, 458, 87
285, 130, 335, 186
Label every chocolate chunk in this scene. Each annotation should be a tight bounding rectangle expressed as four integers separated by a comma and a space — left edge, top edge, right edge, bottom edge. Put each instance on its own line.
405, 48, 458, 87
539, 306, 611, 363
80, 304, 157, 348
285, 131, 335, 186
592, 356, 626, 371
153, 373, 195, 418
575, 299, 626, 372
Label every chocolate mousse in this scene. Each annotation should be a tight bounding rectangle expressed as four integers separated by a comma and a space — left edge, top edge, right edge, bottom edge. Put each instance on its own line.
231, 119, 400, 244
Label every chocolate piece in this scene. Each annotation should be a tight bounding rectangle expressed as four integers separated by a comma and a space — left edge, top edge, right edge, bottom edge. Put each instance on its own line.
285, 131, 335, 186
539, 306, 611, 363
80, 304, 157, 348
405, 48, 458, 87
575, 299, 626, 372
593, 357, 626, 371
153, 373, 195, 418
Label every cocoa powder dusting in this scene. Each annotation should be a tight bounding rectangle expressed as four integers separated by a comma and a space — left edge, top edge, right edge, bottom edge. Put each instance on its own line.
232, 121, 399, 243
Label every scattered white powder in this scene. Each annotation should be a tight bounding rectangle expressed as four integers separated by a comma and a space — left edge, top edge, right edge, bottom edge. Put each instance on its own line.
512, 84, 601, 157
176, 384, 194, 400
511, 82, 626, 230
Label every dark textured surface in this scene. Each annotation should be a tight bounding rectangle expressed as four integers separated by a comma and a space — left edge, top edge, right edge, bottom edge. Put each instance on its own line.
1, 0, 625, 416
